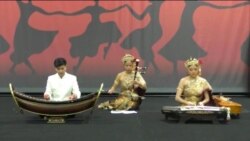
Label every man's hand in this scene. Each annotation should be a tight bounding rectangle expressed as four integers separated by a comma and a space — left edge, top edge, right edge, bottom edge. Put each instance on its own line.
44, 94, 50, 100
69, 94, 77, 100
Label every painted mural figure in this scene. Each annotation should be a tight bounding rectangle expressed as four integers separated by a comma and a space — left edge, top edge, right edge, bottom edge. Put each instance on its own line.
0, 35, 9, 54
67, 0, 126, 73
98, 54, 147, 110
159, 1, 250, 75
159, 1, 206, 76
10, 0, 58, 74
121, 1, 164, 72
240, 35, 250, 66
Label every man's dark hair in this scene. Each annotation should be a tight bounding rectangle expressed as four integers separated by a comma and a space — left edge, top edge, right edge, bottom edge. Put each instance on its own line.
54, 57, 67, 68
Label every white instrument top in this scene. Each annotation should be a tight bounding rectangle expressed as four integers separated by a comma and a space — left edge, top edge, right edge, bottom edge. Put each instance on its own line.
179, 106, 222, 111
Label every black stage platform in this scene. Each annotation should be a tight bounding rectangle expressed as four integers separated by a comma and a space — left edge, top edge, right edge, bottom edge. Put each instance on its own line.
0, 96, 250, 141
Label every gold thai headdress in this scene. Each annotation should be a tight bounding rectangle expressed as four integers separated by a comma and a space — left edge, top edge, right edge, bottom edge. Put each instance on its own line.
184, 57, 201, 69
121, 54, 135, 64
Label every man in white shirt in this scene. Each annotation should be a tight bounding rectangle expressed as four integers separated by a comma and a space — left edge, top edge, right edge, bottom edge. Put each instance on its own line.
44, 57, 81, 101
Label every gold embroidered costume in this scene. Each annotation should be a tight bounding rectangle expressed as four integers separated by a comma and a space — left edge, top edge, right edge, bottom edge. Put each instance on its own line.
176, 58, 213, 106
178, 76, 212, 105
98, 54, 146, 110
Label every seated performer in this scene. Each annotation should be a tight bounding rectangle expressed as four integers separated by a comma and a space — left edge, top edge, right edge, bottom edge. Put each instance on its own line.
44, 57, 81, 101
175, 58, 214, 106
98, 54, 147, 110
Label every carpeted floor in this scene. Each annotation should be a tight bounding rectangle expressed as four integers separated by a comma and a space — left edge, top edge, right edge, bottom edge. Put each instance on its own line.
0, 95, 250, 141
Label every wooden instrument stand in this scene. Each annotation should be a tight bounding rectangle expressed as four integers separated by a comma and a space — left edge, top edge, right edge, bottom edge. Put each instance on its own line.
47, 116, 65, 124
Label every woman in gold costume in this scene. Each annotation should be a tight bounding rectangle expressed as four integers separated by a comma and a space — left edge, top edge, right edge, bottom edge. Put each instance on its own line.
175, 58, 213, 106
98, 54, 147, 110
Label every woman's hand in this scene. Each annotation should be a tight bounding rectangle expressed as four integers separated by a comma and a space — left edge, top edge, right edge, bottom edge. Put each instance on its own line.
133, 80, 142, 88
198, 102, 204, 106
108, 88, 115, 94
186, 101, 196, 106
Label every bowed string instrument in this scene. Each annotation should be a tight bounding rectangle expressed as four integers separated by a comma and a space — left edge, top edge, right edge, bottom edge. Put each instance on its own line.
132, 59, 147, 97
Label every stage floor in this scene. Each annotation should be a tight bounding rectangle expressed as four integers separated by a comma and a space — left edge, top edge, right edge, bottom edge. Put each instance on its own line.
0, 96, 250, 141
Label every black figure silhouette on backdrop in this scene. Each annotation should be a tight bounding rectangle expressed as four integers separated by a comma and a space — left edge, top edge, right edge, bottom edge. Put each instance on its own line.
241, 35, 250, 66
0, 35, 9, 54
67, 0, 126, 74
10, 0, 58, 74
121, 1, 164, 72
159, 1, 250, 75
8, 0, 249, 75
246, 36, 250, 93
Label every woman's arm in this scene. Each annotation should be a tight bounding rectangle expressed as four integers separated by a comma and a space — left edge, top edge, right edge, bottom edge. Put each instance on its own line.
134, 73, 147, 89
198, 78, 212, 105
175, 78, 195, 106
198, 91, 209, 106
108, 73, 121, 94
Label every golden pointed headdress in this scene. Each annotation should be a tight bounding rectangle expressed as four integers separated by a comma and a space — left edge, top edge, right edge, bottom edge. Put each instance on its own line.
121, 54, 135, 64
184, 57, 201, 69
